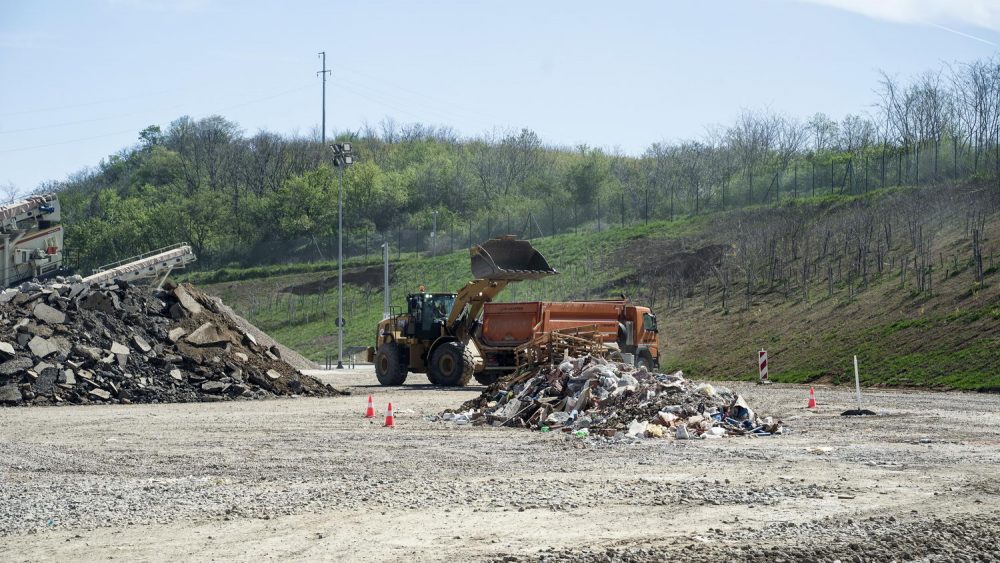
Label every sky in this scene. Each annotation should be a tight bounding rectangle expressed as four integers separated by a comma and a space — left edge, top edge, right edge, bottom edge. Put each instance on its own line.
1, 0, 998, 193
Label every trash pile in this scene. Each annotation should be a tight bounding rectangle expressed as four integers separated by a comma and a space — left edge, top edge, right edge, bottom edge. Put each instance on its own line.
0, 278, 345, 406
442, 355, 783, 439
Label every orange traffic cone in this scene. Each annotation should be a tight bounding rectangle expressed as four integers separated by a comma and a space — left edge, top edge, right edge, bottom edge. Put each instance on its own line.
807, 387, 817, 409
364, 395, 375, 418
384, 402, 395, 428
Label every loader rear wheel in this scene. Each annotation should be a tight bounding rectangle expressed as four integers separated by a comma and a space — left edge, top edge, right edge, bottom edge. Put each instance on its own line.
429, 342, 474, 387
375, 342, 408, 386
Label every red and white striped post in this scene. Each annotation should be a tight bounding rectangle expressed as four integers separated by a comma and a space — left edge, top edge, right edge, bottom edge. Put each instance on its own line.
758, 349, 769, 383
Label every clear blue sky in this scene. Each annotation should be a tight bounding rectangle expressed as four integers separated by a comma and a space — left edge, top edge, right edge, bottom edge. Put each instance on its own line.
1, 0, 998, 193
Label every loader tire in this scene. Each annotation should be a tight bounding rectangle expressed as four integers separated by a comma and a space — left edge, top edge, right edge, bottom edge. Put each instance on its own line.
473, 370, 500, 386
375, 342, 408, 386
429, 342, 474, 387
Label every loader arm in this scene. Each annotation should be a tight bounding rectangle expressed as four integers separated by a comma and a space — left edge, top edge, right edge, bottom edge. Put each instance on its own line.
446, 278, 510, 337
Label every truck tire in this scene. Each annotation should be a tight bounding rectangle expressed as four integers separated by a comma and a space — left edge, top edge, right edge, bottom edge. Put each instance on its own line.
375, 342, 408, 386
473, 370, 500, 386
636, 352, 654, 372
429, 342, 474, 387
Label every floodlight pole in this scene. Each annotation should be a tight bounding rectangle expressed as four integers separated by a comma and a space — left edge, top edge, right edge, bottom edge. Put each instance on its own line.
431, 210, 438, 256
330, 142, 355, 370
337, 164, 344, 368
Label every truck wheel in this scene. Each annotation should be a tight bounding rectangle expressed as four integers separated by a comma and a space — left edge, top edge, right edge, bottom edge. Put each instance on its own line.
473, 371, 500, 386
430, 342, 474, 387
375, 343, 408, 386
636, 353, 654, 372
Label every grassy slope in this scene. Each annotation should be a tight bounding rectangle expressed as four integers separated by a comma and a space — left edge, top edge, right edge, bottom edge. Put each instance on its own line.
195, 191, 1000, 391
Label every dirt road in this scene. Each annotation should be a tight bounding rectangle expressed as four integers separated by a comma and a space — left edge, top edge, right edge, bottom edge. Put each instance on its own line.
2, 368, 999, 562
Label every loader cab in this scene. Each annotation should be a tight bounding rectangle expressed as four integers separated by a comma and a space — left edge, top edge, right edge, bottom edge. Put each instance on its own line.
405, 293, 457, 340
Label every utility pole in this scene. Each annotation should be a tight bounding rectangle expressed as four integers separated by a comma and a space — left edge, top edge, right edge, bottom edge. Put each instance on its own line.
317, 52, 330, 144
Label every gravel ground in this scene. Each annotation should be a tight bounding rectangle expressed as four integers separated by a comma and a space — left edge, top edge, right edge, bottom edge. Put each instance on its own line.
1, 368, 999, 562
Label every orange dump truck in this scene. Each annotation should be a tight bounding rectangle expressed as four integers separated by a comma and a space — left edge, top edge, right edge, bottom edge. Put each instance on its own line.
476, 299, 659, 382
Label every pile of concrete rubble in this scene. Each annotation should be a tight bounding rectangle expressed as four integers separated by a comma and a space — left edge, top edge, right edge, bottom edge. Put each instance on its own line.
0, 277, 343, 406
443, 355, 783, 439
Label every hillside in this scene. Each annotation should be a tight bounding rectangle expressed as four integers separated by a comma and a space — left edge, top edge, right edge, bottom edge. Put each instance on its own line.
195, 181, 1000, 391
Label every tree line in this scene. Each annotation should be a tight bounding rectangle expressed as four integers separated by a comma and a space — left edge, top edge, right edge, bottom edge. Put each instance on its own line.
50, 55, 1000, 272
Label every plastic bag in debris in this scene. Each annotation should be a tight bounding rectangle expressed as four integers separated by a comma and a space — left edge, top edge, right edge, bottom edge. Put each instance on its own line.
657, 411, 679, 426
676, 425, 693, 439
545, 411, 571, 426
558, 360, 575, 374
627, 419, 648, 437
695, 383, 717, 397
729, 395, 755, 421
618, 373, 638, 389
705, 426, 726, 438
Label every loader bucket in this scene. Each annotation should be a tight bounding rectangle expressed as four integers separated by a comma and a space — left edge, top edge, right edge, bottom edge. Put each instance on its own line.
470, 236, 558, 281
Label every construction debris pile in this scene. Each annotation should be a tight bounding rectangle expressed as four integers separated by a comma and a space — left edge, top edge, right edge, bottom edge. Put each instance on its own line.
0, 278, 343, 406
443, 355, 783, 439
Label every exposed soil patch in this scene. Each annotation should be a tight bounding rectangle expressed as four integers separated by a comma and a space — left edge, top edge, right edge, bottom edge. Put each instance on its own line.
281, 265, 387, 294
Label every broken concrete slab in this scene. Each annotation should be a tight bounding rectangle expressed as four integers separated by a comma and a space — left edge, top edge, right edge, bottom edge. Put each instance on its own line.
266, 369, 281, 380
110, 342, 130, 355
185, 323, 229, 346
32, 302, 66, 325
173, 286, 203, 315
73, 344, 102, 362
167, 327, 187, 342
89, 388, 111, 400
133, 335, 152, 353
79, 291, 120, 314
0, 383, 22, 403
201, 381, 228, 393
28, 336, 60, 358
0, 342, 15, 359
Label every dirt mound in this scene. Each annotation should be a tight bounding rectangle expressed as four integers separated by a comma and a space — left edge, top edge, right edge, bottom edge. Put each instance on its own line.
443, 355, 781, 439
0, 279, 345, 407
282, 265, 386, 295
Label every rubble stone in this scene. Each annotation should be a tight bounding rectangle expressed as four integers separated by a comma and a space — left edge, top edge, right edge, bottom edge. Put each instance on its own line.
32, 302, 66, 325
0, 383, 21, 403
173, 286, 203, 315
186, 323, 228, 346
133, 335, 152, 353
0, 342, 15, 358
28, 336, 60, 358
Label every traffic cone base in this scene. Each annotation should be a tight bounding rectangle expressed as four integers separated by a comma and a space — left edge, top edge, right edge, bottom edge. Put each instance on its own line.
364, 395, 375, 418
384, 402, 395, 428
807, 387, 817, 409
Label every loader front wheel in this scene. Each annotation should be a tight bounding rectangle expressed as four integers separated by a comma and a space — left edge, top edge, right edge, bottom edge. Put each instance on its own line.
430, 342, 474, 387
473, 370, 500, 386
375, 342, 408, 386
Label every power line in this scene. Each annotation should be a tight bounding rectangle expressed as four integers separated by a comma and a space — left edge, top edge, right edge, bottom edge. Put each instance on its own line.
0, 103, 185, 135
0, 82, 314, 154
0, 90, 173, 118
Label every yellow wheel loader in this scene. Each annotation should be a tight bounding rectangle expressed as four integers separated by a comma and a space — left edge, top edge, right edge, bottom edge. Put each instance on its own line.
366, 236, 556, 386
